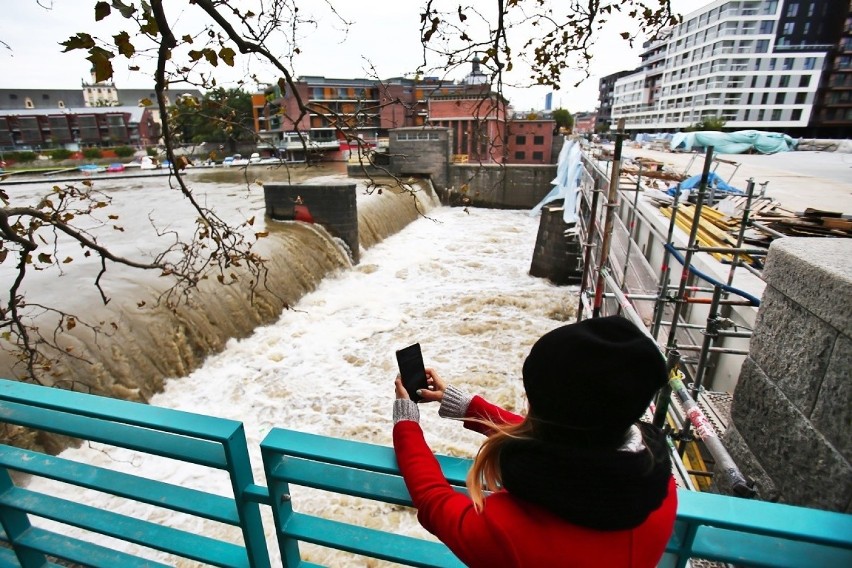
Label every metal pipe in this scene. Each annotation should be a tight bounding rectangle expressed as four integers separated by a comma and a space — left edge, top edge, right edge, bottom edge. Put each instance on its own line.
619, 164, 644, 301
751, 220, 786, 239
576, 179, 604, 321
592, 133, 625, 318
669, 373, 755, 498
651, 184, 683, 340
671, 245, 768, 256
673, 345, 751, 355
689, 285, 724, 401
727, 178, 757, 286
665, 146, 715, 354
653, 349, 681, 429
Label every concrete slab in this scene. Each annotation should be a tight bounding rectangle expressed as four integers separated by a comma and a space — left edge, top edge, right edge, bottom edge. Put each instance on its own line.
619, 147, 852, 215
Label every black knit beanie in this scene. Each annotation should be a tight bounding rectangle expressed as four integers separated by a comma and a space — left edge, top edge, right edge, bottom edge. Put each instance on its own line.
522, 316, 666, 446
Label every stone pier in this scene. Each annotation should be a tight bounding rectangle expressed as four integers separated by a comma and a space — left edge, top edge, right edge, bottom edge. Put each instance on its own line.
720, 238, 851, 512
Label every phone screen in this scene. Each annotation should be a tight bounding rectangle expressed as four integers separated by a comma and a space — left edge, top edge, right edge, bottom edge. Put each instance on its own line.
396, 343, 427, 402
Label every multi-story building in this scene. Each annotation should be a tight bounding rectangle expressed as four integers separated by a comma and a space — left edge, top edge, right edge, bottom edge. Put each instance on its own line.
607, 0, 849, 137
506, 111, 556, 164
253, 61, 517, 164
597, 70, 636, 132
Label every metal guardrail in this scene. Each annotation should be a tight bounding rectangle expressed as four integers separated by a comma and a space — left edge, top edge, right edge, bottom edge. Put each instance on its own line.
0, 378, 851, 567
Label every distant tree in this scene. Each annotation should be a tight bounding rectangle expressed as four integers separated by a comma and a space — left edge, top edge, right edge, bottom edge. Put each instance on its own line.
173, 88, 254, 153
50, 148, 73, 161
113, 146, 135, 158
553, 108, 574, 132
685, 116, 727, 132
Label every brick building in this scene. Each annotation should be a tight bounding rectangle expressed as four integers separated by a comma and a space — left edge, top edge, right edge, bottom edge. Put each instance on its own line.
505, 118, 556, 164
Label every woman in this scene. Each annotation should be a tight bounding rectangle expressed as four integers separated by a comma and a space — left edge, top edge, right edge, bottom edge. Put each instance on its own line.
393, 316, 677, 567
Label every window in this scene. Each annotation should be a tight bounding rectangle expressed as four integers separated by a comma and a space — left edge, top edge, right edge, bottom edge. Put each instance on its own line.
783, 22, 795, 35
756, 39, 769, 53
761, 93, 769, 104
768, 58, 776, 70
795, 92, 807, 104
515, 151, 525, 160
775, 93, 785, 104
803, 57, 815, 70
758, 109, 765, 120
532, 151, 544, 161
515, 135, 526, 145
751, 76, 758, 88
42, 94, 50, 100
747, 93, 754, 104
24, 97, 34, 108
771, 109, 782, 121
783, 58, 794, 71
779, 75, 790, 88
9, 93, 17, 100
759, 20, 774, 34
786, 3, 798, 17
533, 135, 544, 145
799, 75, 811, 87
791, 109, 802, 121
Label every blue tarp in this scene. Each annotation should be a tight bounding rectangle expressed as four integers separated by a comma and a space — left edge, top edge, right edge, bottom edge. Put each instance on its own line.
530, 139, 582, 223
670, 130, 798, 155
667, 171, 744, 197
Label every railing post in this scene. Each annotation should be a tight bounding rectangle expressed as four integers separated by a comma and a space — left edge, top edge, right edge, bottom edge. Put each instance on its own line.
0, 468, 50, 567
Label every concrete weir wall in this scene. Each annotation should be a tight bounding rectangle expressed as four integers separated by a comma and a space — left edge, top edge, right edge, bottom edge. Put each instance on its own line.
447, 164, 557, 209
529, 204, 583, 285
264, 183, 360, 263
722, 238, 851, 512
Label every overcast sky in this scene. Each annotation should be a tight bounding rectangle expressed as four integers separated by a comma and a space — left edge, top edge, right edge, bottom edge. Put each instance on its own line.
2, 1, 694, 113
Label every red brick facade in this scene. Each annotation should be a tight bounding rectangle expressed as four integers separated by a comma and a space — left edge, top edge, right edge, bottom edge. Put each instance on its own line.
505, 120, 555, 164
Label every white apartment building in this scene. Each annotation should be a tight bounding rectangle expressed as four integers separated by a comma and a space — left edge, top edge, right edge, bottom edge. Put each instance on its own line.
610, 0, 844, 133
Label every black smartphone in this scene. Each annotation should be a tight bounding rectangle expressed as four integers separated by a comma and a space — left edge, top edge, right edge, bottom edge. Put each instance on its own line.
396, 343, 428, 402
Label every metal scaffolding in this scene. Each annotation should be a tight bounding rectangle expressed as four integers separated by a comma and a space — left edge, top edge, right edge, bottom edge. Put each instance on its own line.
575, 138, 766, 497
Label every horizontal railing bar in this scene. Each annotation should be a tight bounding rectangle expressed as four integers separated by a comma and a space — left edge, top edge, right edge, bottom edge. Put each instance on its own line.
282, 513, 465, 568
0, 445, 239, 525
16, 527, 173, 568
268, 455, 429, 506
677, 490, 852, 549
0, 380, 242, 442
262, 428, 469, 486
0, 487, 249, 568
690, 524, 852, 567
0, 401, 228, 469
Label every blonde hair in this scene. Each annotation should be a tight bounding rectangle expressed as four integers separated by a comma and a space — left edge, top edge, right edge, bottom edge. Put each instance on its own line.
466, 416, 536, 512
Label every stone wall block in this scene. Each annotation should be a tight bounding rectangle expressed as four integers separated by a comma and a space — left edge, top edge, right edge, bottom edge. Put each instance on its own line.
811, 333, 852, 462
732, 356, 852, 511
748, 287, 836, 414
719, 424, 779, 501
762, 238, 852, 332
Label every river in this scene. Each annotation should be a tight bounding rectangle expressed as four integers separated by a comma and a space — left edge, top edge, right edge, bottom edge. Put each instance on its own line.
11, 164, 577, 566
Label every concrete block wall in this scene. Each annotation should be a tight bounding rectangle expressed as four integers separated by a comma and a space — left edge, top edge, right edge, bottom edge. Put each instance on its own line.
529, 204, 583, 285
264, 183, 360, 263
447, 164, 557, 209
388, 127, 451, 189
722, 238, 851, 512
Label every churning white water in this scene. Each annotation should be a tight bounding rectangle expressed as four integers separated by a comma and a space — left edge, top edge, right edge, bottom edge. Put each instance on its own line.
22, 173, 578, 566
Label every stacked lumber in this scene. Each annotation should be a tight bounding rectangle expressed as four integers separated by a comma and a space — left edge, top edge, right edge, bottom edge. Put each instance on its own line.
659, 203, 757, 265
716, 197, 852, 241
658, 196, 851, 259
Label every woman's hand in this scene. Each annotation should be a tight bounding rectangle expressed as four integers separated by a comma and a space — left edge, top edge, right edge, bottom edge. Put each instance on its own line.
394, 376, 409, 400
416, 368, 446, 403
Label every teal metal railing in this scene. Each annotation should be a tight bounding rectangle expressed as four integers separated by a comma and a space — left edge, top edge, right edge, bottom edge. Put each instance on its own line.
0, 378, 850, 567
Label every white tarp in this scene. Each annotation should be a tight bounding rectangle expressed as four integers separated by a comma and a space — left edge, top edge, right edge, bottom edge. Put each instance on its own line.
530, 139, 582, 224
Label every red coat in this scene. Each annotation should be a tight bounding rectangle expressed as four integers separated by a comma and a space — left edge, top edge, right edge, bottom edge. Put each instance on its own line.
393, 396, 677, 568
